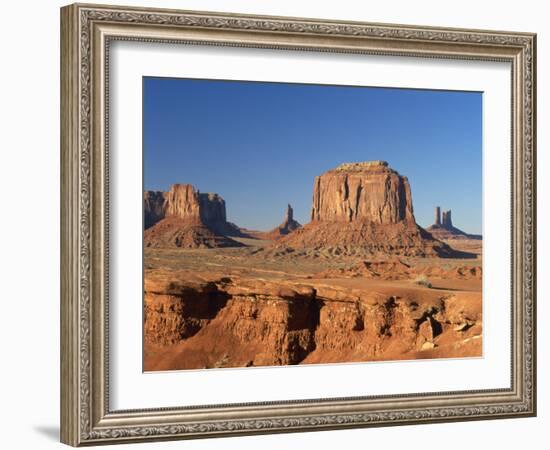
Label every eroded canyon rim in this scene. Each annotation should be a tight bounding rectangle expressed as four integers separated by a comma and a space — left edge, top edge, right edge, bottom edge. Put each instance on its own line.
143, 161, 482, 370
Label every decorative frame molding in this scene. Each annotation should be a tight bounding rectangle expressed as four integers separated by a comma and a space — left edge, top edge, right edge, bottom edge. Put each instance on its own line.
60, 3, 536, 446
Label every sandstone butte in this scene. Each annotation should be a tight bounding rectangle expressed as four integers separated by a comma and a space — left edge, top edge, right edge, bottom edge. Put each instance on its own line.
311, 160, 414, 223
276, 161, 456, 257
144, 184, 244, 248
144, 161, 470, 257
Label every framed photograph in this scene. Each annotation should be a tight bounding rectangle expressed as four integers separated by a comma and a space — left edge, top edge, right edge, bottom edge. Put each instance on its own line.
60, 3, 536, 446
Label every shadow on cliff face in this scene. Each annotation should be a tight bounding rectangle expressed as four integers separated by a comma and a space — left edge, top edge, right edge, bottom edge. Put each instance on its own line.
289, 292, 322, 364
144, 273, 483, 371
144, 283, 231, 346
418, 227, 478, 259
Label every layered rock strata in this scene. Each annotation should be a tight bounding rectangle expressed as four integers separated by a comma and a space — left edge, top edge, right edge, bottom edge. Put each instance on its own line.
145, 184, 228, 229
144, 270, 482, 370
310, 161, 415, 224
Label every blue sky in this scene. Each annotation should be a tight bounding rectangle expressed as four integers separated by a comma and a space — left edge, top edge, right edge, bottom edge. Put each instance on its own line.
144, 77, 482, 234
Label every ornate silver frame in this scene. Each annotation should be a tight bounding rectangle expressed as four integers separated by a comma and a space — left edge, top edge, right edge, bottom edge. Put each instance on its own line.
60, 3, 536, 446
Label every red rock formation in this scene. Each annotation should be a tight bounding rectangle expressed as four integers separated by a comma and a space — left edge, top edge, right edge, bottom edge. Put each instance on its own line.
311, 161, 415, 224
163, 184, 201, 221
434, 206, 441, 226
159, 184, 227, 227
144, 191, 166, 229
143, 270, 482, 370
198, 192, 227, 227
144, 275, 228, 345
144, 184, 243, 248
282, 204, 301, 233
427, 206, 482, 241
144, 217, 244, 249
260, 204, 302, 240
442, 209, 452, 227
276, 161, 455, 257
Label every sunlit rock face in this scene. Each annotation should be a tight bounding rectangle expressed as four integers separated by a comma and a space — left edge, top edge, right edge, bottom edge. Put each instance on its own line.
143, 184, 243, 248
311, 161, 415, 225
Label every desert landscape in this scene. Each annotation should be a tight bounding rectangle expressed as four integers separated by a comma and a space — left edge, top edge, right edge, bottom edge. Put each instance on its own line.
143, 161, 482, 371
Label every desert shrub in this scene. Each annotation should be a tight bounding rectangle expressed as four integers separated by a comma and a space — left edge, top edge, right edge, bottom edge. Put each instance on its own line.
414, 275, 432, 288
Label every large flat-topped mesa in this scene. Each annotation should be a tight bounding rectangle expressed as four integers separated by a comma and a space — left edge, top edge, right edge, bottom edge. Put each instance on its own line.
311, 161, 415, 224
272, 161, 468, 258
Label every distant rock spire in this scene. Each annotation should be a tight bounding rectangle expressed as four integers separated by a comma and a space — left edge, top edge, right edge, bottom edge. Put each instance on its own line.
435, 206, 441, 226
266, 203, 301, 237
286, 204, 294, 222
442, 210, 452, 228
427, 207, 480, 240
